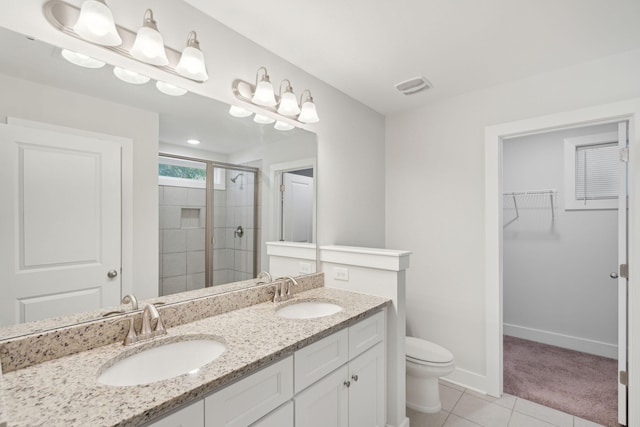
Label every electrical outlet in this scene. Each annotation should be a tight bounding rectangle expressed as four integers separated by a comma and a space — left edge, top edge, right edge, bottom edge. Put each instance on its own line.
299, 262, 312, 274
334, 267, 349, 281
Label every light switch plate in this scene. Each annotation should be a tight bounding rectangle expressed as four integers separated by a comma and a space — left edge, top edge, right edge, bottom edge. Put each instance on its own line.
334, 267, 349, 281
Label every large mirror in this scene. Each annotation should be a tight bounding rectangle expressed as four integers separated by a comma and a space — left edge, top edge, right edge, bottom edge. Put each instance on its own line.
0, 27, 317, 338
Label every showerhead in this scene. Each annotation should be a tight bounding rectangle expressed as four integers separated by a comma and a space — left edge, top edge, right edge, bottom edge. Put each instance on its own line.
230, 173, 243, 183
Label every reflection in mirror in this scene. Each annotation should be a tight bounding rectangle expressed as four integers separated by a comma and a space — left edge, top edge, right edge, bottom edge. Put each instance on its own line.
0, 26, 317, 336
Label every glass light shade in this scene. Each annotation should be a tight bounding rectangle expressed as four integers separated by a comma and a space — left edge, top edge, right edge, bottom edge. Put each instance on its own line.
156, 81, 187, 96
253, 114, 275, 124
130, 27, 169, 66
252, 80, 277, 107
176, 46, 208, 81
277, 91, 301, 116
73, 0, 122, 46
274, 121, 295, 131
298, 100, 320, 123
113, 67, 150, 84
229, 106, 253, 118
61, 49, 105, 69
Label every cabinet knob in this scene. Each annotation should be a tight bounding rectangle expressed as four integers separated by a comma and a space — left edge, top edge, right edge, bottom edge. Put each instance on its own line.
351, 374, 358, 382
343, 380, 351, 388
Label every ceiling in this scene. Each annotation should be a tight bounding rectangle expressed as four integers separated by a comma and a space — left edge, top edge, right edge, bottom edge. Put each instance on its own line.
184, 0, 640, 115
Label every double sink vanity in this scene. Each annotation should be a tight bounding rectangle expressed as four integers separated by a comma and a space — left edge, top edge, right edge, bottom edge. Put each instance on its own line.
0, 273, 389, 426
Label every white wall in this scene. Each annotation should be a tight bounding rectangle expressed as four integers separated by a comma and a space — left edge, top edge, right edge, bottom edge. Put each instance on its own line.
386, 48, 640, 390
0, 73, 159, 300
0, 0, 386, 250
503, 124, 618, 358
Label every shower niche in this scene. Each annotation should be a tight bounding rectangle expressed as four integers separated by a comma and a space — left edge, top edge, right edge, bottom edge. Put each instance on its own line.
159, 156, 257, 296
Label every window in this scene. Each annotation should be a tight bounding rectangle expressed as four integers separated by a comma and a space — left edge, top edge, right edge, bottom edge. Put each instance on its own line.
564, 132, 619, 210
158, 156, 206, 189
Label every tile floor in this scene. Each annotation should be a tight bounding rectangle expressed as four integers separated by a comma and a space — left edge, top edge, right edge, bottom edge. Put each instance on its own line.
407, 381, 606, 427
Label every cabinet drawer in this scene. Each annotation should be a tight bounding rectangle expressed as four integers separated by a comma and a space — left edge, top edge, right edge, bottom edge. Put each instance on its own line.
348, 311, 385, 359
250, 401, 293, 427
294, 328, 349, 393
205, 356, 293, 427
147, 400, 204, 427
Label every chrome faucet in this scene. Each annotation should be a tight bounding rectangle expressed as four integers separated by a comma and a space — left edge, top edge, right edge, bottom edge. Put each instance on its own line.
273, 276, 299, 303
116, 302, 167, 346
256, 271, 273, 284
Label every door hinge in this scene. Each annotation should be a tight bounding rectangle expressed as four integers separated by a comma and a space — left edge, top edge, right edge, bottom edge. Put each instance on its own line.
620, 147, 629, 162
280, 184, 285, 192
620, 264, 629, 279
620, 370, 628, 386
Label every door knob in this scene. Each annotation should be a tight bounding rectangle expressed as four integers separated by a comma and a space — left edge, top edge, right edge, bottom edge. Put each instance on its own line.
610, 272, 619, 279
107, 269, 118, 279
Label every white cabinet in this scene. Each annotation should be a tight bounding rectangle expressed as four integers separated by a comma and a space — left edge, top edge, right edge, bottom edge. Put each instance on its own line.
147, 400, 204, 427
295, 328, 349, 393
294, 311, 386, 427
348, 342, 385, 427
205, 356, 293, 427
251, 401, 294, 427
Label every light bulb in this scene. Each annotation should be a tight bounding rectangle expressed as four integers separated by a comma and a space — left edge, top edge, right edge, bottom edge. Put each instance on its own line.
277, 90, 301, 116
130, 10, 169, 66
298, 93, 320, 123
274, 121, 295, 131
113, 67, 150, 84
176, 32, 208, 81
156, 81, 187, 96
253, 114, 275, 124
61, 49, 105, 69
229, 106, 253, 118
73, 0, 122, 46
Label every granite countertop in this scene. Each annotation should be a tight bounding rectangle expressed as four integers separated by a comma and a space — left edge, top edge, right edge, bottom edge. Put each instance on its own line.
1, 287, 389, 427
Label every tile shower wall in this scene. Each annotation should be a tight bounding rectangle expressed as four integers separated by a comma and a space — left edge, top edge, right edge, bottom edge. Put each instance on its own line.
159, 185, 207, 296
212, 172, 255, 285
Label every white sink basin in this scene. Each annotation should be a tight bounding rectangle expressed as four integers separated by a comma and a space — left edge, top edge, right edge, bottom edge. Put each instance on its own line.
97, 339, 226, 386
277, 301, 343, 319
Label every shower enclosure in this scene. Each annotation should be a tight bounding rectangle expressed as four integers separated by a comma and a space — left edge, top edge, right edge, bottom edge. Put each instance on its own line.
159, 155, 258, 296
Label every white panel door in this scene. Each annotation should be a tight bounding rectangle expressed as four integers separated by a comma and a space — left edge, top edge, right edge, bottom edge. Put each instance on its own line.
282, 172, 313, 242
617, 121, 628, 426
0, 124, 121, 325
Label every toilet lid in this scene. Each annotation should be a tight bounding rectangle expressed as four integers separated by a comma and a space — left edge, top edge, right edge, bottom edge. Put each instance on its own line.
406, 336, 453, 363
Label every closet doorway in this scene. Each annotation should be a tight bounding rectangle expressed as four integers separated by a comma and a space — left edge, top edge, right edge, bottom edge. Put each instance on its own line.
498, 121, 628, 426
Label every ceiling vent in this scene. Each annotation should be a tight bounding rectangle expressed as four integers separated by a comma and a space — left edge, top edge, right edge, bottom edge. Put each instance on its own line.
394, 76, 432, 95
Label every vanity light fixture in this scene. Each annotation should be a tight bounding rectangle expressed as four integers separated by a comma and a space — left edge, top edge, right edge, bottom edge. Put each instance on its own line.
113, 67, 150, 84
231, 67, 320, 127
229, 105, 253, 118
251, 67, 277, 107
297, 90, 320, 124
61, 49, 105, 68
175, 32, 208, 82
187, 139, 201, 145
253, 114, 276, 124
156, 81, 187, 96
130, 9, 169, 66
277, 80, 301, 116
72, 0, 122, 46
274, 121, 295, 131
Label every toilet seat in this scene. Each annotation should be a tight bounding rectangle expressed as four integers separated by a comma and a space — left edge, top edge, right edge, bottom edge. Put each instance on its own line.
406, 336, 454, 364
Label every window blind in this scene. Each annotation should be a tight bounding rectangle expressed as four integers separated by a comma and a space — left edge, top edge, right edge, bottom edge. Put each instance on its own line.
575, 142, 618, 200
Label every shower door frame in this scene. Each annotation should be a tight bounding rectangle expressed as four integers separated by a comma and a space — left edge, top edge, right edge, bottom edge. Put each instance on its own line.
159, 153, 259, 288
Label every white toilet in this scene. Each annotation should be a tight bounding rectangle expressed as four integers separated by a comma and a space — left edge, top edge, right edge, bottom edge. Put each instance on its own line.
406, 336, 455, 413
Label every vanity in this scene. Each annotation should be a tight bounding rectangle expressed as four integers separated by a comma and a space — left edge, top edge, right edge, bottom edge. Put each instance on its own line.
0, 277, 390, 427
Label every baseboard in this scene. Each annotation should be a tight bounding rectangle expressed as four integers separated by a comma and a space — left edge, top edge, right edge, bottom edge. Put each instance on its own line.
504, 323, 617, 359
387, 416, 410, 427
441, 366, 487, 394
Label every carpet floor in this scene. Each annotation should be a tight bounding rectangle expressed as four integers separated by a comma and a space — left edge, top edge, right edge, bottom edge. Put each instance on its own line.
503, 335, 619, 426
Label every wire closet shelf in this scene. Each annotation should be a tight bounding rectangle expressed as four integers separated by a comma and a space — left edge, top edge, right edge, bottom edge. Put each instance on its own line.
503, 189, 557, 227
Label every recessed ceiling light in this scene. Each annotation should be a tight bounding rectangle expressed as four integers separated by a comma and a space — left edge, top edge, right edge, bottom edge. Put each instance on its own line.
394, 76, 432, 95
187, 139, 200, 145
